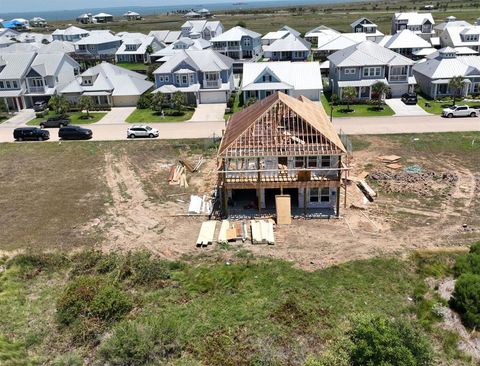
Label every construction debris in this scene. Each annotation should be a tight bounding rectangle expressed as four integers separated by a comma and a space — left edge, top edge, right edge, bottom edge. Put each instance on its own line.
168, 157, 204, 187
251, 219, 275, 245
356, 180, 376, 202
196, 221, 217, 247
378, 155, 402, 163
218, 220, 250, 243
386, 163, 403, 170
188, 195, 212, 215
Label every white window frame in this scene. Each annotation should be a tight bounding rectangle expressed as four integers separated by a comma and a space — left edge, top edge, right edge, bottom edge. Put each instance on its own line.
363, 67, 381, 77
345, 68, 356, 75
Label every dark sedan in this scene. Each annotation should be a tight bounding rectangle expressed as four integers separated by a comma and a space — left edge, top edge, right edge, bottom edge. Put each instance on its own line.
58, 126, 93, 140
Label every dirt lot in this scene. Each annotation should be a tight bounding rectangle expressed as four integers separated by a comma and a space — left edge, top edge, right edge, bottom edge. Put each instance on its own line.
1, 134, 479, 269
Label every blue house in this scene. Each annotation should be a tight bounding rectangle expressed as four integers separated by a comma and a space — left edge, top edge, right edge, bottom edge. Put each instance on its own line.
74, 30, 122, 57
153, 49, 234, 104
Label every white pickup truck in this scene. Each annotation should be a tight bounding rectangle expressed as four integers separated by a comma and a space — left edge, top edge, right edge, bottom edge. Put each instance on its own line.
442, 105, 478, 118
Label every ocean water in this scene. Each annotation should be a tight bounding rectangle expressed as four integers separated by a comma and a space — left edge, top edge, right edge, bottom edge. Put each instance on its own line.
1, 0, 365, 21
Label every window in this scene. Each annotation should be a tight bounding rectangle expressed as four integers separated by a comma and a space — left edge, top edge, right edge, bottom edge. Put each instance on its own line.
0, 81, 3, 88
345, 68, 356, 75
182, 75, 188, 84
310, 188, 319, 203
363, 67, 381, 77
6, 81, 11, 88
244, 37, 251, 46
307, 156, 317, 168
294, 157, 304, 168
12, 80, 18, 88
320, 188, 330, 202
262, 74, 273, 82
321, 156, 331, 167
159, 76, 164, 82
189, 74, 195, 83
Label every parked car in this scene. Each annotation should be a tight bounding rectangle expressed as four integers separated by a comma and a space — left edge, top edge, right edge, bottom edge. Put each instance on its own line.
13, 127, 50, 141
442, 105, 478, 118
401, 93, 417, 105
39, 115, 71, 128
127, 125, 159, 138
58, 126, 92, 140
33, 100, 48, 112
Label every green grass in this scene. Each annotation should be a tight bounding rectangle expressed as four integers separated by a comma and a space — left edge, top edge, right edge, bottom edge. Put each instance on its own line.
0, 249, 475, 365
224, 93, 243, 121
27, 111, 107, 126
116, 62, 149, 72
417, 95, 480, 115
126, 108, 194, 123
321, 94, 395, 118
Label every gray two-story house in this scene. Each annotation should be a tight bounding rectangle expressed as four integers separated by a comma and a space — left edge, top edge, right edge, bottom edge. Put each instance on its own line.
52, 26, 90, 42
180, 20, 223, 40
74, 31, 122, 59
391, 12, 435, 40
210, 26, 262, 61
328, 40, 416, 99
153, 49, 234, 104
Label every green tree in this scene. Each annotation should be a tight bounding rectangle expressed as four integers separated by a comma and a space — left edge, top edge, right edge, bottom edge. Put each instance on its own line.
349, 315, 433, 366
48, 95, 70, 116
448, 76, 466, 106
171, 92, 186, 112
245, 97, 257, 106
371, 81, 390, 110
341, 87, 357, 112
79, 95, 94, 118
236, 21, 247, 28
151, 93, 165, 113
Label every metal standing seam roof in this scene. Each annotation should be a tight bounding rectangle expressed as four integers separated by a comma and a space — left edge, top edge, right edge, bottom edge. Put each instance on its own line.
394, 12, 435, 26
413, 52, 480, 79
328, 40, 413, 67
52, 26, 89, 36
0, 52, 37, 79
75, 31, 120, 45
153, 49, 233, 74
337, 78, 388, 87
378, 29, 432, 49
211, 26, 261, 42
263, 34, 310, 53
218, 92, 346, 157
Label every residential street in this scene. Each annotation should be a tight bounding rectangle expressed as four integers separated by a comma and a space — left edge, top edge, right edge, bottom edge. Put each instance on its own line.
1, 114, 479, 143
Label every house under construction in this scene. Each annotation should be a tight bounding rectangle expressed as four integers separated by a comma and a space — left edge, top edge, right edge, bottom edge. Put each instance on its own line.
217, 91, 349, 218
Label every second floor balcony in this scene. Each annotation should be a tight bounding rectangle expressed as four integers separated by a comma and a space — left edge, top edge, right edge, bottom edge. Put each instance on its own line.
203, 79, 221, 89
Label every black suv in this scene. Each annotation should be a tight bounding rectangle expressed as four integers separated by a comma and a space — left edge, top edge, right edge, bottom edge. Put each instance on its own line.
39, 115, 71, 128
33, 100, 48, 112
13, 127, 50, 141
401, 93, 418, 105
58, 126, 93, 140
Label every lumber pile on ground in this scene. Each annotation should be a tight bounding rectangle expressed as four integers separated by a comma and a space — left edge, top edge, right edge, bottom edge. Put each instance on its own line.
188, 195, 212, 215
167, 157, 205, 188
218, 220, 249, 242
196, 221, 217, 247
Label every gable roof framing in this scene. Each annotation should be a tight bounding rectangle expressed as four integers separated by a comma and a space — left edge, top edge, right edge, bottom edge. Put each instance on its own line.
219, 92, 346, 158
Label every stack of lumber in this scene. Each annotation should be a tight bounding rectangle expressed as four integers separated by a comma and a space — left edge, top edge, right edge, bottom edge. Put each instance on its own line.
218, 220, 249, 242
250, 219, 275, 245
196, 221, 217, 247
168, 164, 188, 187
188, 195, 212, 215
378, 155, 403, 170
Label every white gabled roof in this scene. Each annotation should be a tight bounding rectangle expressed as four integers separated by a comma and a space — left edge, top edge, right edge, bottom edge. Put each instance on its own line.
0, 52, 36, 79
93, 13, 113, 18
262, 30, 289, 41
378, 29, 432, 49
0, 42, 41, 53
124, 11, 140, 16
350, 17, 377, 28
279, 25, 301, 37
52, 25, 89, 36
39, 40, 75, 54
242, 61, 322, 91
116, 36, 156, 55
30, 53, 79, 77
394, 12, 435, 26
263, 34, 310, 52
153, 49, 233, 74
443, 25, 480, 47
413, 52, 480, 79
75, 30, 120, 45
152, 37, 211, 57
317, 33, 366, 52
328, 40, 413, 67
211, 26, 261, 42
60, 62, 153, 96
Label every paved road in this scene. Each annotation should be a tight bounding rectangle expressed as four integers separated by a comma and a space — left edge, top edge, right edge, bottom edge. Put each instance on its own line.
1, 114, 479, 143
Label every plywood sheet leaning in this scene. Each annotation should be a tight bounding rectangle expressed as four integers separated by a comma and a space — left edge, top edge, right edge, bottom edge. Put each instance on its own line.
218, 220, 229, 242
275, 195, 292, 225
196, 221, 217, 247
251, 220, 263, 244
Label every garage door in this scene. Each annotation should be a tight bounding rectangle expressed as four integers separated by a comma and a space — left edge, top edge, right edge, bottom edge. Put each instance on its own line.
113, 95, 139, 107
200, 91, 227, 104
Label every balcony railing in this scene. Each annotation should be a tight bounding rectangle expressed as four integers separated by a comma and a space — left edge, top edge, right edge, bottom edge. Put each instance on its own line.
389, 75, 408, 82
222, 168, 342, 184
27, 86, 45, 93
203, 80, 221, 89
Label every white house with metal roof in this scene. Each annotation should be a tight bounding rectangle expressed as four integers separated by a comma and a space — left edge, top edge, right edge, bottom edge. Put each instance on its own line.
115, 33, 163, 63
148, 30, 182, 45
153, 49, 234, 104
391, 12, 435, 39
52, 26, 90, 42
328, 40, 416, 99
180, 20, 223, 40
74, 31, 122, 57
439, 25, 480, 52
413, 47, 480, 98
263, 33, 310, 61
434, 16, 471, 36
124, 11, 141, 21
378, 29, 433, 58
150, 37, 211, 62
93, 13, 114, 23
242, 61, 322, 101
211, 26, 262, 61
59, 62, 153, 107
350, 17, 384, 40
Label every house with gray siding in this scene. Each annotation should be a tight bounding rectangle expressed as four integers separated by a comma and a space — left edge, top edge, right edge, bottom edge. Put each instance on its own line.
180, 20, 223, 40
211, 26, 262, 61
413, 47, 480, 98
74, 31, 122, 57
153, 49, 234, 104
52, 26, 90, 42
350, 17, 383, 40
391, 12, 435, 40
328, 40, 416, 99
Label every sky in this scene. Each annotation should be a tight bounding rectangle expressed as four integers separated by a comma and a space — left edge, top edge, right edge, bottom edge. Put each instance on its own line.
2, 0, 265, 13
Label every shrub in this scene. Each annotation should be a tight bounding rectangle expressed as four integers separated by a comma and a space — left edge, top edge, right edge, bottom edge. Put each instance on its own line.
137, 94, 153, 109
453, 241, 480, 276
164, 109, 184, 117
51, 352, 83, 366
349, 315, 433, 366
227, 93, 236, 109
56, 275, 132, 326
7, 253, 68, 279
35, 112, 46, 118
98, 316, 181, 365
449, 273, 480, 328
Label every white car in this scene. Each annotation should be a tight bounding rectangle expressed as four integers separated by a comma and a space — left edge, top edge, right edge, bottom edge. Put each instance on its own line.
127, 125, 159, 138
442, 105, 478, 118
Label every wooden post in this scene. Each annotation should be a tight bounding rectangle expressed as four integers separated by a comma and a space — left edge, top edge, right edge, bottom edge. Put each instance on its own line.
223, 187, 228, 218
257, 157, 261, 183
257, 188, 261, 213
303, 188, 307, 217
336, 185, 341, 217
